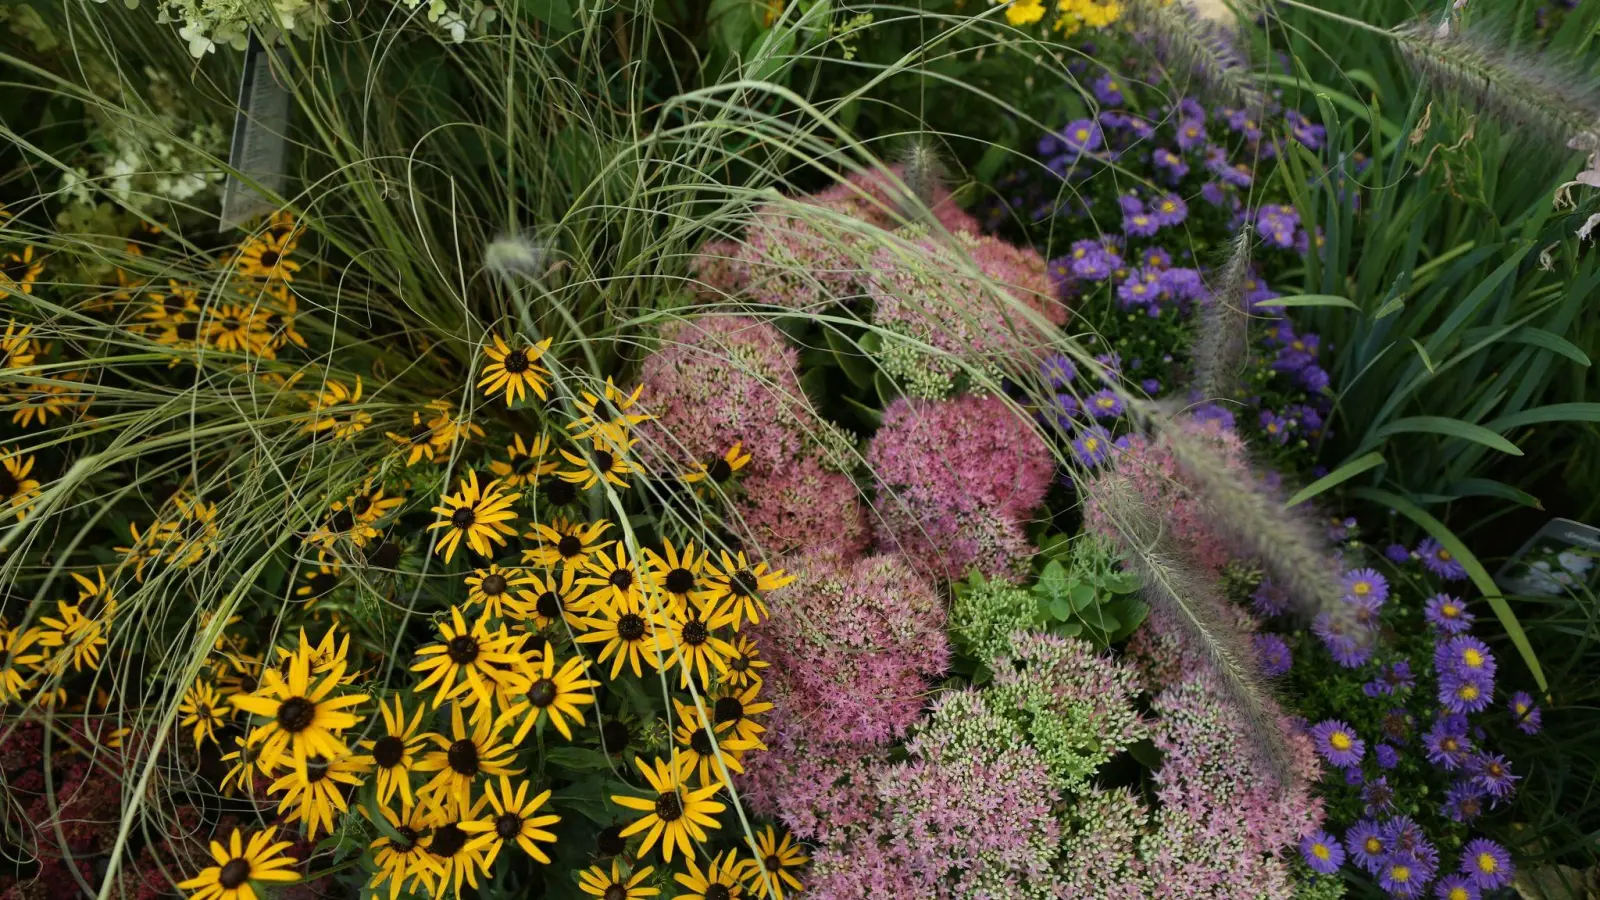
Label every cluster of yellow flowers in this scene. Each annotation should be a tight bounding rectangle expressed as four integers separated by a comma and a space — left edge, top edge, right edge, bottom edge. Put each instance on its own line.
0, 569, 119, 707
994, 0, 1121, 34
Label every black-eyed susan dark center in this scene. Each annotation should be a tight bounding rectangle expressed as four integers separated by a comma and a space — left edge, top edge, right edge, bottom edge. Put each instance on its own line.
593, 450, 615, 472
664, 568, 695, 595
617, 614, 646, 641
713, 696, 743, 725
603, 885, 628, 900
431, 823, 468, 856
705, 885, 732, 900
689, 728, 714, 755
481, 573, 508, 596
514, 455, 540, 475
328, 508, 355, 534
682, 619, 708, 646
764, 855, 782, 873
535, 591, 560, 619
545, 478, 578, 505
730, 569, 760, 597
218, 858, 252, 889
369, 542, 402, 569
503, 349, 531, 373
729, 655, 750, 673
596, 825, 625, 856
447, 635, 480, 664
609, 567, 634, 590
528, 678, 558, 708
259, 249, 282, 269
0, 469, 17, 498
305, 755, 331, 783
394, 826, 420, 851
654, 789, 684, 822
307, 572, 338, 597
601, 720, 630, 752
447, 739, 479, 775
162, 293, 187, 315
176, 322, 200, 342
557, 535, 582, 558
353, 495, 373, 516
450, 507, 476, 529
373, 735, 406, 768
276, 696, 316, 732
495, 813, 522, 840
707, 458, 733, 482
409, 423, 432, 444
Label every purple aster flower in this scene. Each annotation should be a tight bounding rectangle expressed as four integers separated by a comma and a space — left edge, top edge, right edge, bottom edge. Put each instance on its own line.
1259, 410, 1291, 444
1058, 119, 1103, 156
1364, 661, 1416, 697
1382, 817, 1439, 870
1151, 193, 1188, 226
1175, 118, 1208, 150
1344, 766, 1366, 786
1223, 105, 1264, 141
1417, 538, 1468, 580
1299, 365, 1331, 392
1123, 208, 1160, 237
1161, 267, 1206, 301
1311, 719, 1365, 769
1381, 707, 1414, 744
1441, 781, 1487, 824
1188, 402, 1235, 431
1200, 180, 1229, 206
1092, 73, 1124, 105
1153, 147, 1189, 180
1141, 378, 1161, 394
1380, 853, 1431, 898
1346, 820, 1388, 873
1385, 542, 1413, 564
1255, 203, 1301, 248
1363, 775, 1396, 815
1254, 633, 1293, 676
1435, 874, 1481, 900
1300, 830, 1345, 875
1425, 594, 1475, 634
1439, 669, 1494, 715
1468, 753, 1518, 800
1071, 426, 1114, 467
1460, 838, 1514, 889
1086, 389, 1124, 419
1508, 691, 1542, 734
1067, 238, 1120, 280
1314, 612, 1373, 668
1435, 635, 1496, 680
1286, 109, 1327, 150
1098, 110, 1130, 130
1424, 715, 1475, 770
1116, 272, 1159, 307
1342, 568, 1390, 605
1250, 578, 1288, 617
1117, 193, 1145, 217
1177, 97, 1205, 120
1376, 743, 1400, 770
1141, 246, 1172, 269
1041, 353, 1077, 387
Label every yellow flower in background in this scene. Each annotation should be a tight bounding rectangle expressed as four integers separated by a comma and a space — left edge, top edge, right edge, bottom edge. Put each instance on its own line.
567, 378, 651, 446
232, 649, 365, 779
0, 246, 44, 296
676, 849, 753, 900
367, 802, 439, 900
522, 516, 612, 570
576, 597, 673, 680
488, 433, 558, 488
701, 551, 795, 630
234, 228, 302, 284
0, 446, 42, 521
427, 470, 520, 562
464, 564, 538, 619
748, 826, 809, 900
411, 606, 534, 708
460, 776, 561, 865
206, 303, 274, 356
708, 681, 772, 746
268, 752, 371, 839
415, 703, 521, 817
0, 624, 45, 703
353, 694, 430, 811
301, 377, 371, 440
721, 634, 770, 689
611, 755, 725, 862
579, 543, 651, 614
179, 681, 232, 747
671, 697, 763, 787
495, 648, 599, 743
295, 556, 343, 604
219, 733, 271, 797
663, 595, 737, 689
642, 538, 708, 616
505, 565, 586, 631
1004, 0, 1046, 25
478, 334, 552, 406
579, 861, 659, 900
36, 601, 107, 672
681, 442, 751, 490
558, 437, 640, 490
388, 408, 446, 466
177, 827, 299, 900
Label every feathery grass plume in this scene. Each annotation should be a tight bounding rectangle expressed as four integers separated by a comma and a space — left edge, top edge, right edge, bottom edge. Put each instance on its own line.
1191, 226, 1253, 400
1395, 20, 1600, 159
1123, 0, 1266, 113
1090, 473, 1297, 788
484, 233, 553, 284
1148, 404, 1361, 639
898, 137, 948, 211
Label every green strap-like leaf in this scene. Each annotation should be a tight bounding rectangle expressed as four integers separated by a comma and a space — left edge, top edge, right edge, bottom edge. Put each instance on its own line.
1350, 487, 1547, 692
1253, 294, 1361, 310
1284, 451, 1386, 508
1485, 402, 1600, 433
1375, 416, 1523, 456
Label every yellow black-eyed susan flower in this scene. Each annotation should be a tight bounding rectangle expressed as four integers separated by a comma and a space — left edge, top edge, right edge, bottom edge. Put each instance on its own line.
36, 601, 106, 672
176, 827, 299, 900
495, 649, 599, 743
579, 861, 659, 900
278, 626, 353, 680
641, 538, 709, 616
367, 802, 439, 900
415, 703, 520, 816
567, 378, 651, 447
353, 694, 429, 811
268, 752, 371, 838
676, 849, 753, 900
70, 567, 116, 620
702, 551, 796, 630
411, 606, 534, 709
427, 470, 520, 562
207, 303, 273, 356
671, 697, 762, 787
506, 566, 586, 631
681, 442, 752, 487
387, 409, 444, 466
748, 825, 808, 900
0, 446, 41, 521
460, 776, 561, 865
422, 399, 483, 456
300, 377, 371, 440
263, 293, 307, 350
232, 649, 365, 779
478, 334, 553, 406
464, 564, 537, 620
558, 437, 639, 490
295, 557, 342, 604
349, 481, 405, 525
575, 594, 673, 680
1, 246, 44, 296
522, 516, 612, 570
579, 544, 651, 615
234, 230, 301, 284
0, 625, 44, 703
709, 681, 772, 746
219, 733, 271, 797
179, 681, 232, 748
155, 494, 221, 568
721, 634, 769, 689
664, 595, 736, 689
1, 320, 36, 372
488, 433, 557, 489
308, 494, 383, 549
611, 755, 725, 862
422, 796, 494, 898
139, 282, 203, 329
216, 651, 264, 699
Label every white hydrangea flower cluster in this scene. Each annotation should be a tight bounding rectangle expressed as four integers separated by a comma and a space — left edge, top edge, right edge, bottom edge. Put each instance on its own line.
81, 0, 498, 57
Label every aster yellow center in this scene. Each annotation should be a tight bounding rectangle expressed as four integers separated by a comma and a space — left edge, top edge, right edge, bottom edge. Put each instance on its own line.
1390, 865, 1410, 883
1353, 582, 1370, 596
1478, 853, 1498, 873
1329, 732, 1352, 751
1312, 844, 1330, 861
1462, 648, 1483, 668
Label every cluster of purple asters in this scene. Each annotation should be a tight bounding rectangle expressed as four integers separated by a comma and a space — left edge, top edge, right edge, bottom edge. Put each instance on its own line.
1329, 817, 1515, 897
1310, 565, 1390, 669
